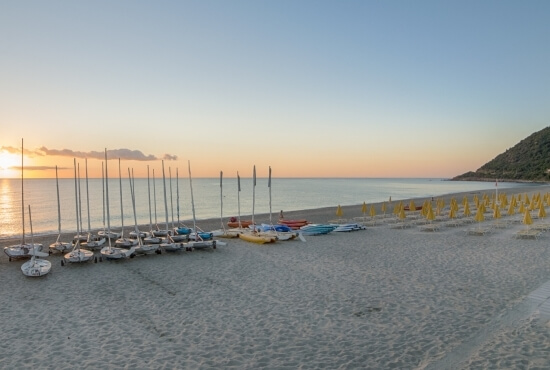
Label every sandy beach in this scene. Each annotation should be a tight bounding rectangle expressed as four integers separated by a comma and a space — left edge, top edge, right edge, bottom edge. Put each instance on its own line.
2, 185, 550, 369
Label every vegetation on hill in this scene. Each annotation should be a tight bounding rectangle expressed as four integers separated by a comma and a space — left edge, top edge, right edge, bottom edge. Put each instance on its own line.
453, 126, 550, 182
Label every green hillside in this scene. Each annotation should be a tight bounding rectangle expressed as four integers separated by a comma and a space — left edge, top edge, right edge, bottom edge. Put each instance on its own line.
453, 126, 550, 182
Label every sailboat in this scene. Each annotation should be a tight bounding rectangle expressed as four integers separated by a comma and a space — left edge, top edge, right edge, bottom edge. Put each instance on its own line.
170, 167, 189, 242
143, 165, 162, 245
4, 139, 44, 261
128, 168, 160, 255
73, 163, 88, 243
185, 160, 216, 251
97, 161, 121, 240
21, 205, 51, 277
238, 165, 276, 244
49, 165, 72, 253
115, 158, 138, 248
62, 158, 94, 265
83, 158, 106, 250
159, 160, 186, 252
256, 166, 300, 241
100, 149, 137, 260
212, 171, 240, 238
152, 168, 170, 238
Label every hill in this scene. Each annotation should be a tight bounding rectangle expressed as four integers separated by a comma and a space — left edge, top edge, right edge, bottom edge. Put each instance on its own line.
453, 126, 550, 182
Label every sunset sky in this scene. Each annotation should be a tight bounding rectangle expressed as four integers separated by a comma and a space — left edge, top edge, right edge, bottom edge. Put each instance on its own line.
1, 1, 549, 179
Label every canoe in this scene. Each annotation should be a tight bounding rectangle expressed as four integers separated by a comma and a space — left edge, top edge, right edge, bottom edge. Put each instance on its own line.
299, 224, 337, 235
239, 232, 276, 244
228, 220, 253, 228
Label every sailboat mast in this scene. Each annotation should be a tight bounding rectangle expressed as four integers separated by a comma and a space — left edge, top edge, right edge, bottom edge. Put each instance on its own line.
169, 167, 174, 229
252, 165, 256, 226
237, 172, 241, 227
128, 168, 139, 234
85, 158, 92, 234
55, 166, 62, 234
147, 165, 153, 232
176, 168, 181, 226
153, 169, 158, 228
188, 160, 197, 233
101, 162, 106, 234
220, 171, 224, 229
118, 158, 124, 237
268, 166, 272, 225
78, 163, 83, 234
73, 159, 80, 243
21, 138, 25, 245
104, 149, 112, 248
162, 160, 170, 233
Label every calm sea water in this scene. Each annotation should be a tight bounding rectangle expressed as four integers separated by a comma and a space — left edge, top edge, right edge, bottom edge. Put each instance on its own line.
0, 177, 537, 239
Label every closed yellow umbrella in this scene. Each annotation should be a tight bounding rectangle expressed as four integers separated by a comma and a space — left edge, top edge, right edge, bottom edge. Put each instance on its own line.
475, 206, 485, 223
336, 205, 343, 218
523, 210, 533, 226
369, 205, 376, 218
449, 207, 457, 219
409, 200, 416, 212
399, 207, 406, 220
519, 202, 525, 213
538, 202, 546, 219
361, 202, 367, 215
463, 202, 471, 217
393, 201, 401, 215
381, 202, 387, 216
493, 205, 501, 219
426, 206, 435, 222
507, 202, 515, 216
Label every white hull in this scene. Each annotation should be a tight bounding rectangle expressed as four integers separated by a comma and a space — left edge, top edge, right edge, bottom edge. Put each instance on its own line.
135, 244, 160, 255
98, 230, 121, 239
49, 241, 72, 253
4, 243, 44, 260
100, 246, 136, 260
84, 237, 106, 250
187, 240, 216, 250
115, 238, 138, 248
21, 258, 51, 277
161, 242, 186, 252
64, 249, 94, 263
143, 236, 162, 244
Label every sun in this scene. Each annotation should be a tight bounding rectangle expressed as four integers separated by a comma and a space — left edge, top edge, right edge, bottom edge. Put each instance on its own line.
0, 152, 20, 171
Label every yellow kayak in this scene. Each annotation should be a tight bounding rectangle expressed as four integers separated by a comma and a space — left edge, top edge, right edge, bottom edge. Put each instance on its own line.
239, 232, 276, 244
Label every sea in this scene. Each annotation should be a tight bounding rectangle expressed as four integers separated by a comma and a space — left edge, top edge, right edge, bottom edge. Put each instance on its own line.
0, 177, 541, 239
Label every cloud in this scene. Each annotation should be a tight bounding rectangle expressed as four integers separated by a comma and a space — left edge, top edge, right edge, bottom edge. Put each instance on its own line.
163, 154, 178, 161
9, 165, 63, 171
0, 146, 43, 157
37, 147, 177, 161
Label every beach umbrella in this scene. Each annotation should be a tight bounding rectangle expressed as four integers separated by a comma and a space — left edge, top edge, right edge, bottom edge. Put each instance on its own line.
523, 210, 533, 227
408, 200, 416, 212
538, 202, 546, 219
398, 205, 406, 220
336, 205, 343, 218
493, 205, 501, 220
361, 202, 367, 216
507, 202, 515, 216
474, 206, 485, 223
369, 205, 376, 218
449, 206, 457, 220
462, 196, 469, 207
426, 206, 435, 222
381, 202, 387, 216
519, 202, 525, 214
463, 202, 471, 217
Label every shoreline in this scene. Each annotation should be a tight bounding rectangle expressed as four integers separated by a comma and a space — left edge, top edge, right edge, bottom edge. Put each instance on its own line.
2, 183, 549, 246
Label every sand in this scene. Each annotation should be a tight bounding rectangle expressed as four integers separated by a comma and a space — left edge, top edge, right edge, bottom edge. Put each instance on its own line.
2, 185, 550, 369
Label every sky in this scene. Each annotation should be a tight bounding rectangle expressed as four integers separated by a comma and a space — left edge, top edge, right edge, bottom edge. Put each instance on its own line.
1, 0, 549, 179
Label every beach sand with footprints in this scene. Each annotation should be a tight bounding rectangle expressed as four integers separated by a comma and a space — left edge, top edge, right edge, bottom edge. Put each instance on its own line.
2, 184, 550, 369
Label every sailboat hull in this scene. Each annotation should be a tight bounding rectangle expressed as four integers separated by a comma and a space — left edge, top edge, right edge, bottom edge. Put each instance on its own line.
64, 249, 94, 263
4, 243, 44, 260
21, 258, 51, 276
